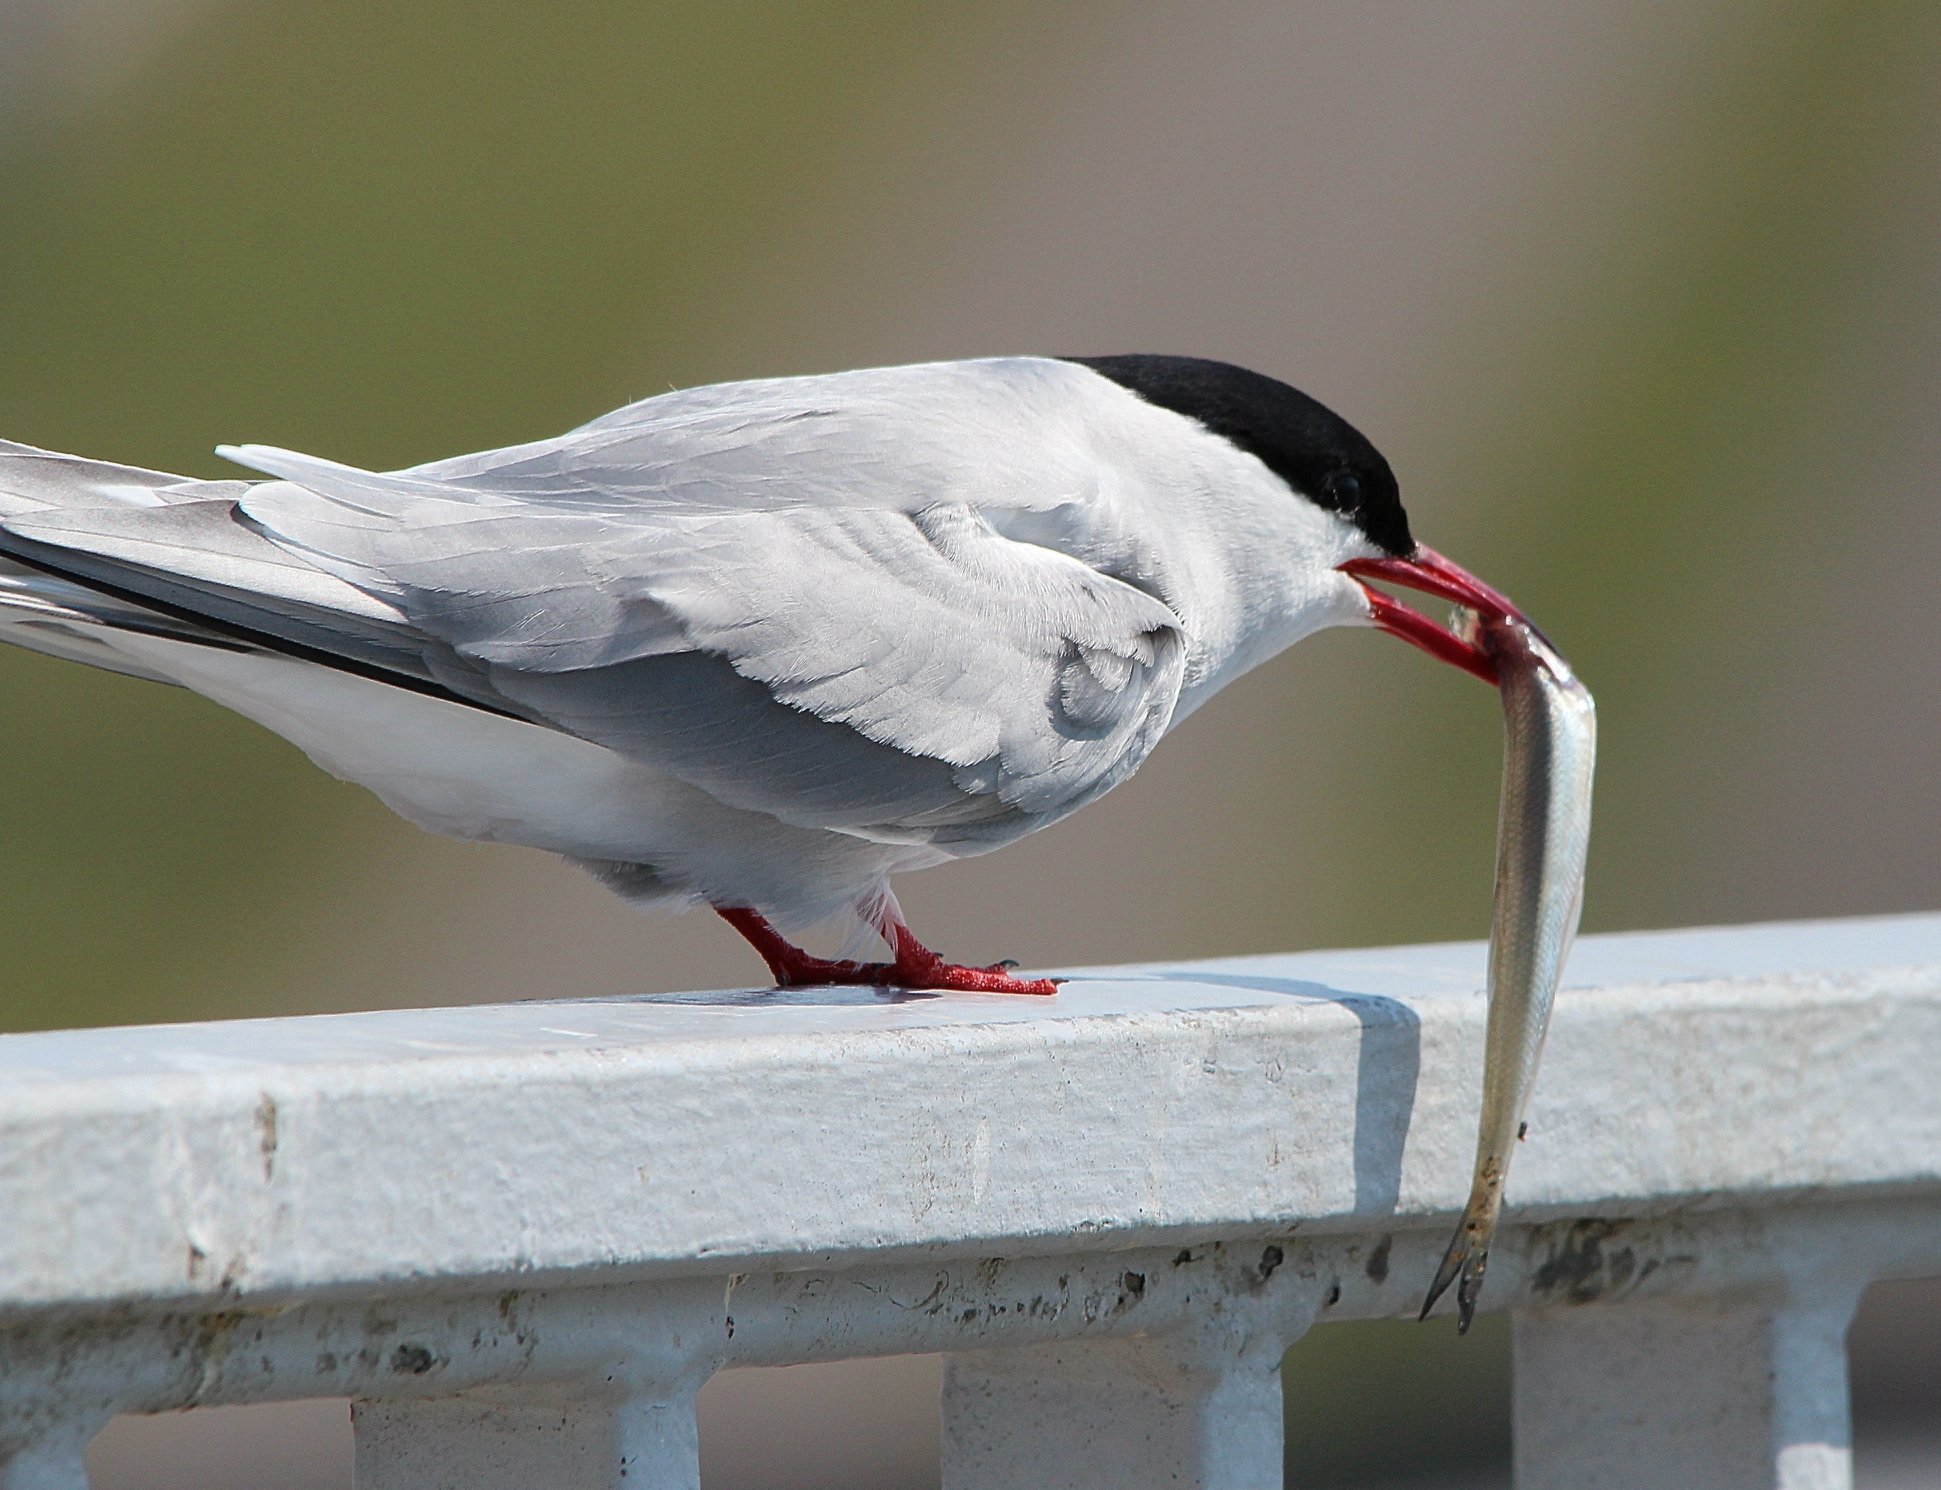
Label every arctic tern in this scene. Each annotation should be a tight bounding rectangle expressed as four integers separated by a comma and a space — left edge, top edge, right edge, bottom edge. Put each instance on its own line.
0, 354, 1538, 994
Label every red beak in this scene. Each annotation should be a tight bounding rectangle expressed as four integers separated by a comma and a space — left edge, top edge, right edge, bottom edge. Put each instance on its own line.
1338, 546, 1524, 686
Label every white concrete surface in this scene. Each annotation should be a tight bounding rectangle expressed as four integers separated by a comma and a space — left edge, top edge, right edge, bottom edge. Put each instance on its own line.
1, 912, 1937, 1488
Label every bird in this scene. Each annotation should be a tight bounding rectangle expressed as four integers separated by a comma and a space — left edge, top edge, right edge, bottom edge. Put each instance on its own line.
0, 355, 1520, 995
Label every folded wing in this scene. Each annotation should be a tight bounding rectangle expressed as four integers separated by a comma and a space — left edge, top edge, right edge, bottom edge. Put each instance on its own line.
0, 362, 1187, 849
234, 464, 1186, 845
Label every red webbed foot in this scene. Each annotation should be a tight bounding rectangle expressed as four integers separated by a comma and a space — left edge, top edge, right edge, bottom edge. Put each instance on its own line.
715, 906, 1058, 995
878, 922, 1059, 995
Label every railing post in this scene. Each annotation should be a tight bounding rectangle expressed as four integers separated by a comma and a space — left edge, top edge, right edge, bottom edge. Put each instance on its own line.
1511, 1290, 1862, 1490
352, 1384, 703, 1490
0, 1435, 91, 1490
0, 1380, 105, 1490
940, 1327, 1289, 1490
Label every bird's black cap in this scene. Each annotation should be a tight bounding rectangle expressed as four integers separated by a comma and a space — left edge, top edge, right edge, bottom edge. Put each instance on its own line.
1065, 354, 1413, 556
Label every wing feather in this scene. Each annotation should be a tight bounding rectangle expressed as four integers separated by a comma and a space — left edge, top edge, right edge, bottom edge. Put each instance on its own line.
4, 360, 1188, 848
230, 362, 1187, 841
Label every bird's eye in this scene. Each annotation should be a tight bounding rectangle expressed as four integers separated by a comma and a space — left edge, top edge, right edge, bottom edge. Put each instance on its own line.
1330, 472, 1362, 506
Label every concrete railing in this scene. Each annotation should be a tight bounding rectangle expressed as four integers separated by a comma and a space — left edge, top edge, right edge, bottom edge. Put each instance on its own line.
2, 913, 1937, 1489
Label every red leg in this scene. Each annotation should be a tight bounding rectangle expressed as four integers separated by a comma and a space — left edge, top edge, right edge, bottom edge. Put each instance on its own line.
715, 905, 1057, 995
715, 906, 879, 986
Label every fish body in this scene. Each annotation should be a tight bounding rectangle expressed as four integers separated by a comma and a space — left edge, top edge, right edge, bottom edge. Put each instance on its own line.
1422, 612, 1596, 1330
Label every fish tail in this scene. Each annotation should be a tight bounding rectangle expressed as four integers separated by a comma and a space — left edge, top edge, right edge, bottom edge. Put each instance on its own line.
1455, 1249, 1489, 1334
1420, 1222, 1468, 1323
1422, 1177, 1504, 1331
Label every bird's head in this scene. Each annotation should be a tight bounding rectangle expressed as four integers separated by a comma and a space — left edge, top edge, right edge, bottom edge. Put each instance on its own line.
1069, 354, 1524, 686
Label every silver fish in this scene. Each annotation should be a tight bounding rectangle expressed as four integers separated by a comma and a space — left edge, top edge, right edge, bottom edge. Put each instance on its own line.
1421, 611, 1596, 1331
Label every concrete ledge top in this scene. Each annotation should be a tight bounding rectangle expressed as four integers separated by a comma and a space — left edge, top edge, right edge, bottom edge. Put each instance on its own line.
4, 912, 1935, 1083
2, 912, 1937, 1316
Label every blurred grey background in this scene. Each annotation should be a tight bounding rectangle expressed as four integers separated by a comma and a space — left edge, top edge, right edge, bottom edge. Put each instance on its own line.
4, 1, 1936, 1486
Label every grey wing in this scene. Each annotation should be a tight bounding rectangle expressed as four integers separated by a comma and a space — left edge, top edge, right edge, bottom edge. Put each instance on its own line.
209, 359, 1191, 846
0, 359, 1185, 849
0, 441, 452, 689
232, 467, 1188, 847
0, 499, 468, 698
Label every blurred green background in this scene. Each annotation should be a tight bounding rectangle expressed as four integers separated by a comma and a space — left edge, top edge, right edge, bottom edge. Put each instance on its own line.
6, 2, 1937, 1487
